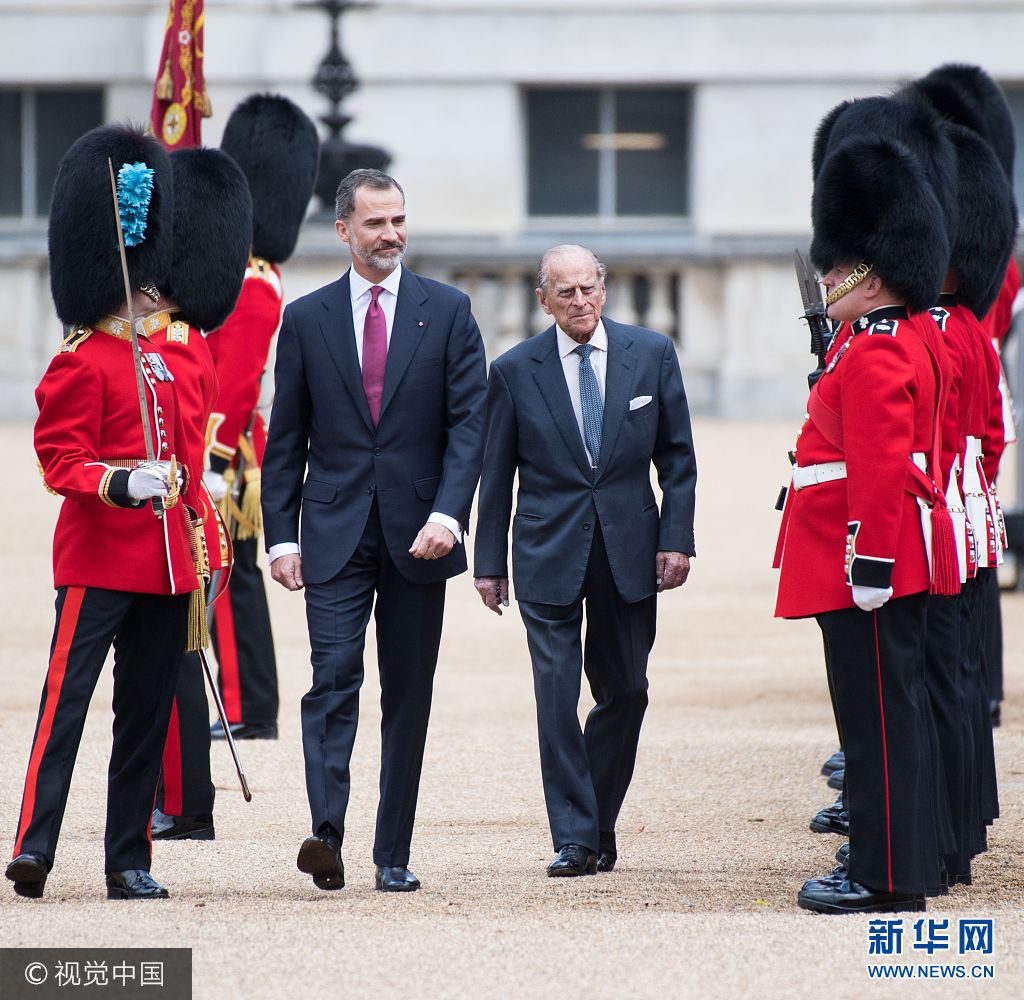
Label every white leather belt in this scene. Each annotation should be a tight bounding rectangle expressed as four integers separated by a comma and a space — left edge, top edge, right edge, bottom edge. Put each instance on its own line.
792, 461, 847, 490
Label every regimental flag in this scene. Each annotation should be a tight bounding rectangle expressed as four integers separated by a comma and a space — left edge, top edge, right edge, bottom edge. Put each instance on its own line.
149, 0, 211, 151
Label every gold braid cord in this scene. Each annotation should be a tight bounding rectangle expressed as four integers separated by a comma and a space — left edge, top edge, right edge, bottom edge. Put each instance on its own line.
215, 435, 263, 541
825, 262, 873, 306
185, 507, 211, 653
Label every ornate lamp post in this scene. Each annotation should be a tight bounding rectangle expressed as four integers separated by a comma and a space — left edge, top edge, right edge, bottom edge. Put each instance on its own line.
299, 0, 391, 217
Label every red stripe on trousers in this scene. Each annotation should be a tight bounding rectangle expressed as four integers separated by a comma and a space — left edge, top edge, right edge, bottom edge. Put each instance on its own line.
161, 698, 183, 815
873, 610, 894, 892
13, 586, 85, 857
213, 590, 242, 722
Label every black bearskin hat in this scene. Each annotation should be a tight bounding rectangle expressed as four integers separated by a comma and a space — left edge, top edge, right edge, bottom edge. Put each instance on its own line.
220, 94, 319, 264
942, 124, 1016, 318
48, 122, 173, 328
812, 95, 958, 250
908, 63, 1015, 180
811, 135, 949, 315
166, 148, 253, 331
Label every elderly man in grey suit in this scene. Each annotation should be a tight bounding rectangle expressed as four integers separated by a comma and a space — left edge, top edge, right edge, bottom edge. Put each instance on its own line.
473, 244, 697, 876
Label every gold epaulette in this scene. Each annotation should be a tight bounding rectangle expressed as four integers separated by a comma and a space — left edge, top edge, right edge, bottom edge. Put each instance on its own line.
60, 327, 93, 353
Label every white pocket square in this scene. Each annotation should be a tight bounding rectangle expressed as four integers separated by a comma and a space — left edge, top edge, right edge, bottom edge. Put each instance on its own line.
628, 395, 652, 411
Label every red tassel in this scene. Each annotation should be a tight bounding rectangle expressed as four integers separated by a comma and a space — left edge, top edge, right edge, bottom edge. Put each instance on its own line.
930, 504, 961, 596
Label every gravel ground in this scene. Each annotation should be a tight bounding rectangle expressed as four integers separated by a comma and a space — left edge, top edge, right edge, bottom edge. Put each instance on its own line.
1, 418, 1021, 1000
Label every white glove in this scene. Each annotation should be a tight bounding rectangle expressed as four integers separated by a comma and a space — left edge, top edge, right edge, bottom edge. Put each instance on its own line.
127, 461, 181, 501
852, 585, 893, 612
203, 468, 229, 501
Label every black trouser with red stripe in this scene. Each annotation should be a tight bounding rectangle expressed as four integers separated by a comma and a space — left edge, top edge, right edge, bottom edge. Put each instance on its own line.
156, 650, 214, 817
211, 536, 278, 726
12, 586, 188, 872
817, 592, 937, 896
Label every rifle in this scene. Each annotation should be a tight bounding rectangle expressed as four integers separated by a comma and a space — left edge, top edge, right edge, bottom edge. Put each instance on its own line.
793, 249, 832, 389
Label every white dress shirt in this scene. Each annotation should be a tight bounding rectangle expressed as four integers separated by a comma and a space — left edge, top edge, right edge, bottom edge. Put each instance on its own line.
268, 263, 461, 565
556, 320, 608, 467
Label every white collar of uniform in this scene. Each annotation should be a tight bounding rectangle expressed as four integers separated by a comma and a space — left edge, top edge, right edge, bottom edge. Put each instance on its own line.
557, 319, 607, 359
349, 262, 403, 304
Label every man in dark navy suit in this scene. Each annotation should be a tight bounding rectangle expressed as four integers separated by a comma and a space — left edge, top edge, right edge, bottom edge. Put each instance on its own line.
261, 169, 487, 892
474, 245, 697, 876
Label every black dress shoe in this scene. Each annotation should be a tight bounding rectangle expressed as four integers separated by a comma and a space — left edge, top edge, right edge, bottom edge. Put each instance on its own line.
820, 750, 845, 777
798, 877, 925, 914
596, 831, 617, 872
296, 831, 344, 890
546, 844, 597, 877
809, 799, 849, 836
6, 853, 50, 899
210, 720, 277, 740
802, 865, 847, 891
827, 768, 845, 791
375, 865, 421, 892
106, 870, 169, 900
835, 842, 850, 867
151, 808, 215, 841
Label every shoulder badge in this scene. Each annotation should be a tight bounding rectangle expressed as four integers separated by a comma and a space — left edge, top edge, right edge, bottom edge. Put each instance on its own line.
59, 327, 93, 353
167, 320, 190, 345
928, 307, 950, 332
867, 318, 898, 337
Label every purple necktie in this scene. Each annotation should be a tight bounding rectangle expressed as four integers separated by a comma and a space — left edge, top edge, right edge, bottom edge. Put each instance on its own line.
362, 285, 387, 424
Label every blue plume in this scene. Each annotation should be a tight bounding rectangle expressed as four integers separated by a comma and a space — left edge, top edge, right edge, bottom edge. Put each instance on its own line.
116, 161, 155, 247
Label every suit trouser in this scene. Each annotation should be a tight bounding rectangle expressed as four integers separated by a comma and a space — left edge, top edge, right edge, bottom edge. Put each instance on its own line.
212, 535, 278, 726
816, 592, 936, 896
12, 586, 188, 871
519, 525, 655, 855
157, 649, 214, 817
302, 499, 445, 867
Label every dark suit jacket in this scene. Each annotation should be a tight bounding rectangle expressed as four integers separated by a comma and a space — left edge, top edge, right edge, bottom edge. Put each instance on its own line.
261, 267, 487, 586
474, 319, 696, 605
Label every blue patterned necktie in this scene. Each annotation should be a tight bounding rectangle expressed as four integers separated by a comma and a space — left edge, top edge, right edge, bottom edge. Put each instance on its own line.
574, 343, 603, 468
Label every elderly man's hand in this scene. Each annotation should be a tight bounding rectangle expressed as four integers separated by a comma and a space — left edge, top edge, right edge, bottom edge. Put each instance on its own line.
474, 576, 509, 615
656, 552, 690, 592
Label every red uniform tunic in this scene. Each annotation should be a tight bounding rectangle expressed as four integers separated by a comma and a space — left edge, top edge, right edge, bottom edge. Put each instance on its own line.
34, 318, 202, 596
145, 310, 228, 572
775, 308, 939, 618
205, 256, 282, 472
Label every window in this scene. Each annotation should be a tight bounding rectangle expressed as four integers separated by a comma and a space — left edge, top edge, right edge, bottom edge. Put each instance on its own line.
526, 86, 691, 219
0, 88, 104, 218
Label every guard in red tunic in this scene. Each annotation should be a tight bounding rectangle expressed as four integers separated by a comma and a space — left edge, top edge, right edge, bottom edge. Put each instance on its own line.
5, 124, 205, 901
204, 95, 319, 741
147, 147, 253, 840
775, 131, 958, 914
909, 62, 1019, 727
